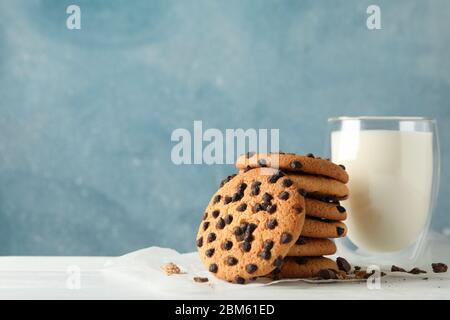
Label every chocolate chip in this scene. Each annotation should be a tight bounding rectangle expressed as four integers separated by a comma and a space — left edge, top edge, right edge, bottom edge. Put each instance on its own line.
263, 240, 274, 250
247, 223, 258, 233
339, 164, 346, 170
227, 257, 238, 266
196, 237, 203, 247
259, 202, 269, 211
259, 250, 271, 260
278, 191, 289, 200
257, 159, 268, 167
203, 221, 210, 231
294, 257, 308, 265
268, 171, 285, 183
205, 248, 215, 257
220, 174, 237, 187
336, 227, 345, 236
336, 205, 346, 213
234, 226, 243, 236
213, 195, 221, 204
282, 178, 293, 187
266, 219, 278, 229
273, 256, 283, 268
297, 188, 307, 196
432, 263, 448, 273
224, 196, 232, 204
254, 203, 263, 212
232, 192, 244, 202
246, 264, 258, 274
290, 160, 302, 169
244, 233, 254, 242
238, 183, 247, 192
193, 276, 209, 283
280, 232, 293, 244
295, 238, 306, 245
236, 203, 247, 212
318, 269, 337, 280
212, 210, 220, 218
241, 241, 251, 252
240, 222, 249, 231
224, 214, 233, 225
235, 276, 245, 284
216, 218, 225, 229
409, 267, 426, 275
251, 181, 262, 188
223, 240, 233, 250
267, 204, 277, 214
295, 206, 304, 214
354, 266, 361, 271
207, 233, 216, 243
306, 153, 315, 158
202, 212, 208, 220
336, 257, 351, 273
245, 152, 255, 158
262, 192, 273, 203
250, 186, 260, 196
209, 264, 218, 273
243, 165, 252, 172
391, 265, 407, 272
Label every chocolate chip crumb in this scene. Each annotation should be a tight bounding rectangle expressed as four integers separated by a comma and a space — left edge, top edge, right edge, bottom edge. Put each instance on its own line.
391, 265, 407, 272
162, 262, 182, 275
318, 269, 337, 280
336, 257, 351, 273
193, 277, 209, 283
408, 267, 427, 275
432, 263, 448, 273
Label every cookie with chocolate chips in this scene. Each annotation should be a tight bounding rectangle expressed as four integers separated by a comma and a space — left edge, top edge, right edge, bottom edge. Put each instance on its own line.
301, 217, 347, 238
287, 237, 337, 257
275, 256, 338, 279
196, 168, 305, 283
236, 153, 349, 183
305, 198, 347, 221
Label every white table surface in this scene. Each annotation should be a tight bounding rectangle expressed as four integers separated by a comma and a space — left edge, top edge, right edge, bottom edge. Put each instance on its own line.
1, 256, 449, 300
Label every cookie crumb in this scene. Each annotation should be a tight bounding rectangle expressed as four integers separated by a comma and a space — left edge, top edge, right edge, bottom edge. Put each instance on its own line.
408, 267, 426, 275
161, 262, 181, 275
193, 277, 209, 283
353, 265, 361, 271
391, 265, 407, 272
431, 263, 448, 273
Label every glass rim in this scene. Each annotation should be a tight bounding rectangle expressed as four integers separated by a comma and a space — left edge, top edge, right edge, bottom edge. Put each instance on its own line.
328, 116, 435, 122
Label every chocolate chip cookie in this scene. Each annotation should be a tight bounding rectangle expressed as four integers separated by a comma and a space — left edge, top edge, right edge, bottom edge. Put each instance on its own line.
236, 153, 349, 183
301, 217, 347, 238
287, 237, 337, 257
276, 256, 338, 279
196, 168, 305, 283
305, 198, 347, 221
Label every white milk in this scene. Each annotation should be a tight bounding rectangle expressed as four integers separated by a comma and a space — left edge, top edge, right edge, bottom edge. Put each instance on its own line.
331, 130, 433, 252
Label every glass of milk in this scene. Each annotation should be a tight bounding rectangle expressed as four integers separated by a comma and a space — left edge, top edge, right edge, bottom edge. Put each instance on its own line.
328, 117, 440, 264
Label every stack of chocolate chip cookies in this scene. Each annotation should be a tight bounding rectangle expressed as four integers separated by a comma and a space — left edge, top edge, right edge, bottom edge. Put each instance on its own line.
196, 152, 349, 283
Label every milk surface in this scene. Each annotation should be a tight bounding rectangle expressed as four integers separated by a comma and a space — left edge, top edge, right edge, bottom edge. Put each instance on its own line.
331, 130, 433, 252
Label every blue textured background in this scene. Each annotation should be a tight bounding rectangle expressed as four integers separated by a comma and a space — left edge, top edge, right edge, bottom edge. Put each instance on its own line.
0, 0, 449, 255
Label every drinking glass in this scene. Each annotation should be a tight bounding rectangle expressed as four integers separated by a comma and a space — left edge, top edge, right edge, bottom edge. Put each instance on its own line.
327, 117, 440, 264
